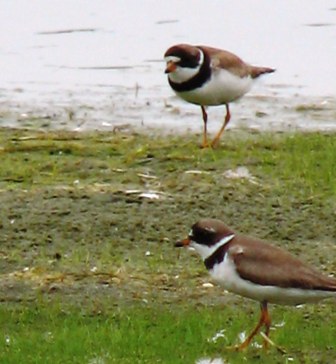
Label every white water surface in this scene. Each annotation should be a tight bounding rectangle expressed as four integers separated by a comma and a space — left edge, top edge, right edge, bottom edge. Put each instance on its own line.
0, 1, 335, 132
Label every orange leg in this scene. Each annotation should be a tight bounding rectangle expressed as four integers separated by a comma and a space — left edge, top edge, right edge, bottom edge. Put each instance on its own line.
211, 104, 231, 148
200, 106, 209, 148
262, 302, 272, 349
231, 301, 270, 351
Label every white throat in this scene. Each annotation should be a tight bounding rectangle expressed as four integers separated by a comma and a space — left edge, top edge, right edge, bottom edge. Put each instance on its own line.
166, 49, 204, 84
190, 234, 235, 261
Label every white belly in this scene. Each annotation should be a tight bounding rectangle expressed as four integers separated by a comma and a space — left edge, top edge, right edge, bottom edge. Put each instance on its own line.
176, 69, 254, 106
210, 255, 336, 306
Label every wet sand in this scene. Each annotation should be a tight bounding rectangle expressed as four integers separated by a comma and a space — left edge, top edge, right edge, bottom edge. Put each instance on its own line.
1, 88, 335, 134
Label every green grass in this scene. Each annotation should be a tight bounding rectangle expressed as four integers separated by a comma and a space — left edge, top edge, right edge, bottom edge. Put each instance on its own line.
1, 301, 336, 364
0, 128, 336, 363
0, 129, 335, 197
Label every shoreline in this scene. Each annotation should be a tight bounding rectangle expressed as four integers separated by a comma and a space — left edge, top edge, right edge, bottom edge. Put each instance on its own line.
1, 88, 335, 134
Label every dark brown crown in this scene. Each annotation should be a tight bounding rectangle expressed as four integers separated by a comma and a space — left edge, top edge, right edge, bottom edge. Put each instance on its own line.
189, 219, 235, 246
164, 44, 201, 69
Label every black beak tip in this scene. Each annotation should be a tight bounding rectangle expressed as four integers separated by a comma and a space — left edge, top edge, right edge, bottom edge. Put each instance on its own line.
174, 241, 183, 247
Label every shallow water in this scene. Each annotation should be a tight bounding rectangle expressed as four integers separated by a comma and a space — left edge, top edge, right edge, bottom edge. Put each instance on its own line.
0, 1, 335, 132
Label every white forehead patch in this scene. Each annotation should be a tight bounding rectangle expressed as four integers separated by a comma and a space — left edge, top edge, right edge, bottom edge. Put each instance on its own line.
164, 55, 181, 63
165, 49, 204, 83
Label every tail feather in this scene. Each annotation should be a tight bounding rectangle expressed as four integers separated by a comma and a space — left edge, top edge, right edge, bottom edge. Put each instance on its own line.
251, 66, 276, 79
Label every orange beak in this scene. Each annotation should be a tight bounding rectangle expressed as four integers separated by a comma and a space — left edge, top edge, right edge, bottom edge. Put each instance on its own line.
165, 60, 177, 74
175, 237, 191, 247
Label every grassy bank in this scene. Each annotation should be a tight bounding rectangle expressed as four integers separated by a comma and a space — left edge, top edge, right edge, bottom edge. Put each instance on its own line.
0, 127, 335, 363
1, 302, 336, 364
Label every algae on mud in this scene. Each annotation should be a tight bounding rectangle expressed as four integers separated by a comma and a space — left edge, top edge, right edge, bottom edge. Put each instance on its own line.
0, 127, 336, 363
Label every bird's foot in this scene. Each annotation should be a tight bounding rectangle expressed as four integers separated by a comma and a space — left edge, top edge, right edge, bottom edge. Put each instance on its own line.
260, 332, 286, 354
225, 334, 286, 354
210, 137, 220, 148
200, 141, 210, 149
225, 341, 250, 352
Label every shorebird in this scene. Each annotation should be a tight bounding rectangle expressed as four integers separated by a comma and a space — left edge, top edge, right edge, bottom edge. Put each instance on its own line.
176, 218, 336, 351
164, 44, 275, 147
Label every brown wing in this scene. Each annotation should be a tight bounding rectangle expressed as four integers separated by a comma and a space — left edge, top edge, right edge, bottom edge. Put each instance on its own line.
198, 45, 250, 77
199, 45, 275, 79
228, 236, 336, 291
